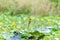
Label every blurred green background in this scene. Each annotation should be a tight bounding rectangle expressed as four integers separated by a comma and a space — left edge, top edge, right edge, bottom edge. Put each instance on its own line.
0, 0, 60, 40
0, 0, 60, 15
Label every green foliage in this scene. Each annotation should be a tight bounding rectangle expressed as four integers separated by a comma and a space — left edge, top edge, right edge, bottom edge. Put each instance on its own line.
0, 0, 60, 40
50, 0, 60, 8
0, 14, 60, 40
50, 0, 59, 3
